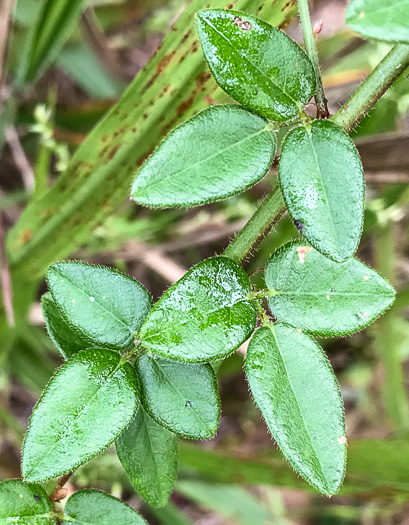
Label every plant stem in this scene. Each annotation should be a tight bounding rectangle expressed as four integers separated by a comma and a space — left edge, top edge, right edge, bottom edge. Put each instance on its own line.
331, 44, 409, 133
297, 0, 329, 119
374, 221, 409, 431
223, 186, 285, 263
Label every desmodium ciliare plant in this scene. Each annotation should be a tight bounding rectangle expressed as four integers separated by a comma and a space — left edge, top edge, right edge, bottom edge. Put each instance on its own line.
2, 0, 409, 521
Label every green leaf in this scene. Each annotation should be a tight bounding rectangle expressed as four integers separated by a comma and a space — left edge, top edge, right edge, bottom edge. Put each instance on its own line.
22, 349, 139, 482
265, 242, 396, 336
17, 0, 86, 85
47, 262, 152, 351
140, 256, 256, 362
65, 490, 147, 524
197, 9, 316, 121
0, 479, 52, 524
246, 323, 346, 495
346, 0, 409, 43
116, 406, 178, 508
279, 120, 365, 262
137, 354, 220, 439
42, 293, 92, 359
131, 105, 275, 208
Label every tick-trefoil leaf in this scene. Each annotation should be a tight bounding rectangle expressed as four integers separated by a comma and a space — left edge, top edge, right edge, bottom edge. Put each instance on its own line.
137, 354, 220, 439
47, 262, 152, 351
140, 256, 257, 362
346, 0, 409, 43
0, 479, 52, 523
132, 105, 276, 208
42, 292, 93, 359
22, 349, 139, 482
279, 120, 365, 262
197, 9, 316, 121
116, 406, 178, 508
265, 242, 396, 336
246, 323, 346, 495
65, 490, 147, 524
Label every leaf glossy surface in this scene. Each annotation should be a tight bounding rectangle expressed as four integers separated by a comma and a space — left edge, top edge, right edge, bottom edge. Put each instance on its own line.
265, 242, 395, 336
197, 9, 316, 120
138, 354, 220, 439
140, 257, 256, 362
246, 323, 346, 495
279, 120, 364, 262
116, 407, 178, 507
0, 479, 52, 524
132, 105, 275, 207
65, 490, 147, 524
47, 262, 152, 351
346, 0, 409, 43
22, 350, 139, 482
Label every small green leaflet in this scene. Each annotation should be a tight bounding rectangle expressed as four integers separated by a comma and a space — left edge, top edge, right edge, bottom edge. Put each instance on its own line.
116, 407, 178, 508
346, 0, 409, 43
140, 256, 257, 362
132, 105, 276, 207
47, 262, 152, 351
197, 9, 316, 121
279, 120, 364, 262
265, 242, 396, 336
246, 323, 346, 495
0, 479, 52, 524
137, 354, 220, 439
65, 490, 147, 524
42, 293, 92, 359
22, 350, 139, 482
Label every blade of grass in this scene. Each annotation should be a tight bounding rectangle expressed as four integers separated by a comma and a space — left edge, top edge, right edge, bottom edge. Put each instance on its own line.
7, 0, 297, 283
16, 0, 87, 86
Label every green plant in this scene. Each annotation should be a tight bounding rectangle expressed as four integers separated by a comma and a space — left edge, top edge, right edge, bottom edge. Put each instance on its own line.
3, 0, 409, 521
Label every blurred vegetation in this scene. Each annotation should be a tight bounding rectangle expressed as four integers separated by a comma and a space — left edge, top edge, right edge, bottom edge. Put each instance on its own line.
0, 0, 409, 523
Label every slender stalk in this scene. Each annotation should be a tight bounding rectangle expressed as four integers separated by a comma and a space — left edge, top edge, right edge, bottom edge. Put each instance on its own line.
224, 44, 409, 264
223, 186, 285, 262
331, 44, 409, 133
374, 222, 409, 431
297, 0, 329, 118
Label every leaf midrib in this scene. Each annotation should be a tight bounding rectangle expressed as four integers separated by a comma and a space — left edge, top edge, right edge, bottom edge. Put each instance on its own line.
202, 17, 299, 106
149, 358, 215, 436
51, 267, 133, 337
0, 512, 52, 522
142, 298, 252, 344
306, 128, 340, 254
275, 291, 393, 297
135, 124, 269, 194
269, 326, 330, 493
25, 358, 125, 479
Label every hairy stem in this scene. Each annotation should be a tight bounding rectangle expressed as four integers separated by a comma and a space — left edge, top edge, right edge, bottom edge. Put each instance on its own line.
331, 44, 409, 133
225, 44, 409, 264
297, 0, 329, 118
223, 186, 285, 263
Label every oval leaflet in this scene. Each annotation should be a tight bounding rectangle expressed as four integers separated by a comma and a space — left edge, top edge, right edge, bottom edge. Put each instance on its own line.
22, 349, 140, 482
132, 105, 276, 208
265, 242, 396, 336
246, 323, 346, 495
197, 9, 316, 120
279, 120, 365, 262
140, 256, 257, 362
